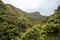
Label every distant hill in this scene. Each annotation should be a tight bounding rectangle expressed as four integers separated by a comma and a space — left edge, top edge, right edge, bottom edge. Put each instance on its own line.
6, 4, 47, 25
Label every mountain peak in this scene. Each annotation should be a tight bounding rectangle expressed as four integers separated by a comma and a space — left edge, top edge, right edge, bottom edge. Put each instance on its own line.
33, 11, 40, 14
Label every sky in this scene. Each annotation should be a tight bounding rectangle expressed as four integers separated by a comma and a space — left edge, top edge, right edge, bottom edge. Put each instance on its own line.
2, 0, 60, 16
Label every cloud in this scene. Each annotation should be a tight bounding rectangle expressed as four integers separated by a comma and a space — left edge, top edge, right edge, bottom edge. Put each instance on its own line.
2, 0, 60, 16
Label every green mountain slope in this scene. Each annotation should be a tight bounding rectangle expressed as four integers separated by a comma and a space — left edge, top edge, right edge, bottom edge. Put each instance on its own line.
0, 0, 47, 40
1, 0, 60, 40
6, 4, 47, 26
44, 6, 60, 40
22, 6, 60, 40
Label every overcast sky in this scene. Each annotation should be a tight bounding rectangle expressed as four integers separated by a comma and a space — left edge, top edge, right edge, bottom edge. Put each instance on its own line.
2, 0, 60, 16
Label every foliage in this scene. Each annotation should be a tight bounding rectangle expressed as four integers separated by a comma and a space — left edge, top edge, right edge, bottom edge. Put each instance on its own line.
0, 0, 60, 40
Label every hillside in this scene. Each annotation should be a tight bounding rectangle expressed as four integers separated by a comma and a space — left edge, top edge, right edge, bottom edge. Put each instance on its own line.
0, 0, 60, 40
0, 0, 47, 40
22, 5, 60, 40
6, 4, 47, 26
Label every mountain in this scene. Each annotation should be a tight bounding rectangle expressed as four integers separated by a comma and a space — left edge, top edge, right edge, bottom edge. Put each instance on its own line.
30, 12, 47, 19
0, 0, 60, 40
0, 0, 48, 40
43, 5, 60, 40
23, 5, 60, 40
6, 4, 47, 26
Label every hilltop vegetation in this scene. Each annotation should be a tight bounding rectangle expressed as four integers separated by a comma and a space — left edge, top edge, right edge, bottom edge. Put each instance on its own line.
0, 0, 60, 40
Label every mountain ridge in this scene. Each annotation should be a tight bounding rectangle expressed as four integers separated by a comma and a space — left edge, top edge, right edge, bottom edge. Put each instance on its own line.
1, 0, 60, 40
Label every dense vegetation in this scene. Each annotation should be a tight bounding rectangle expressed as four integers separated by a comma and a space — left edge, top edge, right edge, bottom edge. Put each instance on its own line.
0, 0, 60, 40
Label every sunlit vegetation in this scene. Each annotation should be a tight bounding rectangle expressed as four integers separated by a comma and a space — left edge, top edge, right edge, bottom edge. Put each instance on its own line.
0, 0, 60, 40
